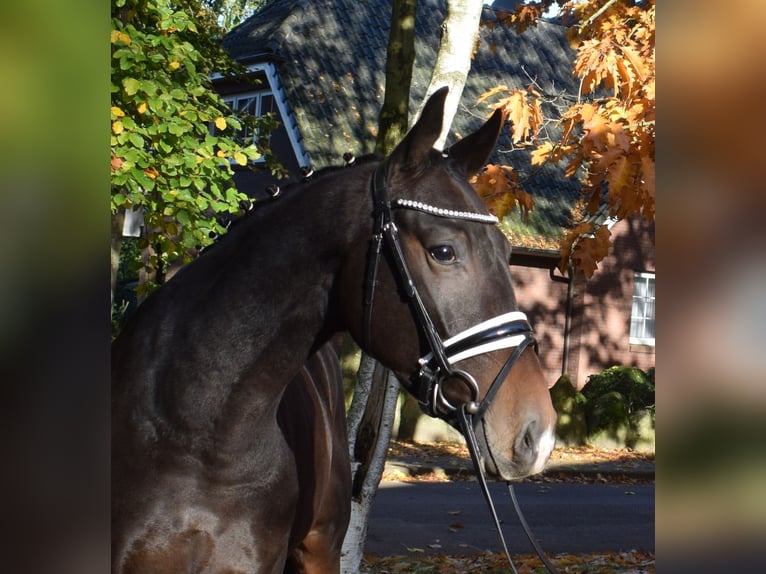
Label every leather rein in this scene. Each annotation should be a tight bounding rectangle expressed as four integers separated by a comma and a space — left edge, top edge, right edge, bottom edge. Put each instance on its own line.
362, 161, 561, 574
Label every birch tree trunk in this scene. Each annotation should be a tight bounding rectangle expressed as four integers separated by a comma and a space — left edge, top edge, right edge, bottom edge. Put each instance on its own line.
341, 1, 417, 570
341, 2, 485, 570
413, 0, 485, 149
340, 353, 400, 573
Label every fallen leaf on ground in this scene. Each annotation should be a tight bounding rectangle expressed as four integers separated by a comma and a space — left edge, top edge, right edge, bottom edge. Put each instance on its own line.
362, 549, 655, 573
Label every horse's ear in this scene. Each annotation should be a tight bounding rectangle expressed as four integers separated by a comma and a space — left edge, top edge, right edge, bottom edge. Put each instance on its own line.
388, 86, 449, 169
446, 107, 504, 177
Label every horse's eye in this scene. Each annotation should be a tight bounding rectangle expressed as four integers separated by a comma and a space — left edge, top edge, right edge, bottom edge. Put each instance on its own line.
429, 245, 457, 264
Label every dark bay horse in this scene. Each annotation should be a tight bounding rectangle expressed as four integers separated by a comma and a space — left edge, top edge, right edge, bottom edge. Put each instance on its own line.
111, 87, 556, 573
277, 343, 350, 573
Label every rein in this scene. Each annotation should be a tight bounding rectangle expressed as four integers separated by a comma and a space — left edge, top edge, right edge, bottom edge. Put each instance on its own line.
364, 161, 561, 574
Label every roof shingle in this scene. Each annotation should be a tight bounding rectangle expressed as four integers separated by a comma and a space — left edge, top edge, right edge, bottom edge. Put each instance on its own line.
222, 0, 583, 248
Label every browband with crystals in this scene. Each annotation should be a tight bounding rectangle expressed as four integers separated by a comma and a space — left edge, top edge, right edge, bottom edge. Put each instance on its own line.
393, 198, 499, 224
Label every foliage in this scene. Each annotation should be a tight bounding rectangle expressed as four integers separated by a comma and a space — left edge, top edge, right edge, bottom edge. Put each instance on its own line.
201, 0, 268, 32
582, 365, 655, 414
472, 162, 536, 222
112, 239, 142, 337
111, 0, 282, 294
362, 549, 655, 573
116, 238, 142, 285
475, 0, 655, 277
112, 299, 131, 340
549, 374, 589, 446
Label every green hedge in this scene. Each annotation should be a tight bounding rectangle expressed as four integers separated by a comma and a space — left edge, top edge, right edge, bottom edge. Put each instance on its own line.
581, 366, 655, 414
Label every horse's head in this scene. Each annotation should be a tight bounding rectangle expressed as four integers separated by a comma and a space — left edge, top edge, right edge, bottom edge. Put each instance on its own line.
340, 87, 556, 480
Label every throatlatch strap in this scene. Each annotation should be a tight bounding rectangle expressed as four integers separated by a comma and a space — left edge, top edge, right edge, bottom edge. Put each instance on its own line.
362, 231, 383, 349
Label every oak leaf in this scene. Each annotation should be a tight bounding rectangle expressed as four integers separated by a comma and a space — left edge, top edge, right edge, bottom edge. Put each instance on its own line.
531, 141, 554, 166
472, 164, 534, 220
576, 225, 612, 277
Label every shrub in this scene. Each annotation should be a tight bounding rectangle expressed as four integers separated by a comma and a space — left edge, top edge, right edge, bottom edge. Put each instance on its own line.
582, 365, 655, 414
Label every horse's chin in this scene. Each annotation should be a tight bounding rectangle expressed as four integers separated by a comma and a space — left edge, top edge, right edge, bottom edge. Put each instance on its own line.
477, 421, 555, 481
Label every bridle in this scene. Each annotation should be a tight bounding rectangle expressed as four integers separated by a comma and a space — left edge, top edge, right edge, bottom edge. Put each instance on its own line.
363, 160, 561, 574
363, 161, 537, 420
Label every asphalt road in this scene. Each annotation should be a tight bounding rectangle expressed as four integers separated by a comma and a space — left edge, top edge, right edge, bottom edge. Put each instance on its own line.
364, 480, 654, 556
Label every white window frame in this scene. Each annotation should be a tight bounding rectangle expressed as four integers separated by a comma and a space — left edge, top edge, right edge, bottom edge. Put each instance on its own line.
630, 271, 655, 346
218, 90, 276, 162
211, 63, 310, 168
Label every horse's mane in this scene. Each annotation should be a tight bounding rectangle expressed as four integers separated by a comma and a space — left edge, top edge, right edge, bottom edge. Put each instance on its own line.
198, 153, 381, 256
301, 153, 380, 185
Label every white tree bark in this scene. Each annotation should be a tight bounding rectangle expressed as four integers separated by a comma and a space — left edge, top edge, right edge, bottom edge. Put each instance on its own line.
341, 3, 485, 570
414, 0, 485, 149
341, 353, 400, 574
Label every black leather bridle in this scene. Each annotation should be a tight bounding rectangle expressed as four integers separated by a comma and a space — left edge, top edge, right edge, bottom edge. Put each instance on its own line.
363, 160, 537, 425
362, 160, 561, 574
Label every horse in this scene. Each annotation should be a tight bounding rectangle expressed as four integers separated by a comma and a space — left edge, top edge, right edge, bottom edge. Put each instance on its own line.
277, 342, 350, 572
111, 86, 557, 574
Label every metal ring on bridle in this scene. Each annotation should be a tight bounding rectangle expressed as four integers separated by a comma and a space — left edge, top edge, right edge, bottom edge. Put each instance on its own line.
430, 368, 480, 417
413, 311, 536, 424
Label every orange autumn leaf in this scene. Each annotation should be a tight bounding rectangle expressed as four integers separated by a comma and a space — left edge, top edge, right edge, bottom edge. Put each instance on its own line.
531, 141, 554, 166
479, 0, 654, 277
471, 163, 534, 220
560, 224, 613, 278
476, 86, 542, 144
476, 85, 509, 106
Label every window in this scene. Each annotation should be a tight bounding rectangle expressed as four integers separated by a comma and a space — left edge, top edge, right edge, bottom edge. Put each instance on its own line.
630, 272, 655, 346
215, 91, 277, 160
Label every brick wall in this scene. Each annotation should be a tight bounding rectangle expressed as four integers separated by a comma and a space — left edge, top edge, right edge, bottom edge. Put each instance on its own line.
511, 215, 655, 390
509, 264, 569, 388
575, 216, 656, 388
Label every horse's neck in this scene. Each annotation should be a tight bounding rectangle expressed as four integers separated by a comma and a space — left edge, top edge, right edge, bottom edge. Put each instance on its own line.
154, 164, 372, 387
114, 164, 375, 459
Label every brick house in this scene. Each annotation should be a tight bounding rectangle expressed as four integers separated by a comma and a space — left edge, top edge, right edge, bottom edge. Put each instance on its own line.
216, 0, 655, 391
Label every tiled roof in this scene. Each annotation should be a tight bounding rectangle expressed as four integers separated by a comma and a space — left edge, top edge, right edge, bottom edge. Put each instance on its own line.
222, 0, 582, 249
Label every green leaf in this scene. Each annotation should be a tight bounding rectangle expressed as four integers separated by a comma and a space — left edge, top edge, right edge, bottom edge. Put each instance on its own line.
129, 132, 144, 148
225, 187, 241, 205
176, 210, 191, 226
123, 77, 140, 96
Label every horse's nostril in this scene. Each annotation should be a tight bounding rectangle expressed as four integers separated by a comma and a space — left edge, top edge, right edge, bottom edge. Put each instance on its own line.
523, 428, 533, 451
515, 417, 540, 467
